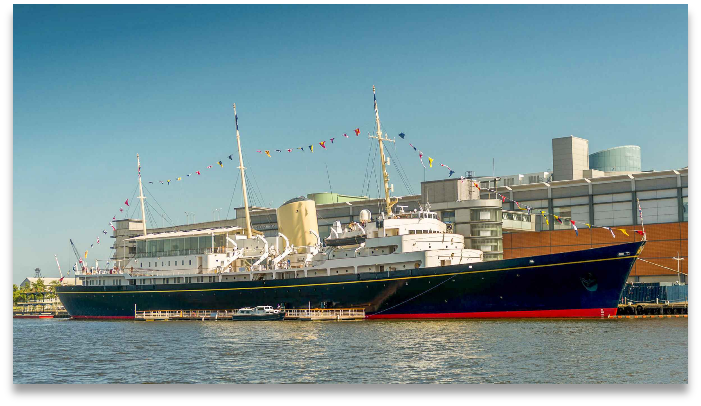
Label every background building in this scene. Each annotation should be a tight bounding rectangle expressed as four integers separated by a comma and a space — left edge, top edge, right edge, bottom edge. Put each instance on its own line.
111, 136, 687, 284
589, 145, 642, 173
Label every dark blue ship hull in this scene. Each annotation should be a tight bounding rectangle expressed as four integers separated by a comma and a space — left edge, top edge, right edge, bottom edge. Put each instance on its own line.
57, 241, 644, 319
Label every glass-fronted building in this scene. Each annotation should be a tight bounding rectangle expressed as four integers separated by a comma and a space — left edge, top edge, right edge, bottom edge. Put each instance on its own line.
589, 145, 641, 173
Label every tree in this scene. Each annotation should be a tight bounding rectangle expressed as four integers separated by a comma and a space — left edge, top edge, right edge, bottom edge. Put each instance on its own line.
47, 280, 61, 300
32, 278, 46, 301
13, 284, 20, 305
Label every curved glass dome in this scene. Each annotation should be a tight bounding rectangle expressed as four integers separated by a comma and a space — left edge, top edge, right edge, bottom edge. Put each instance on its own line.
589, 145, 641, 172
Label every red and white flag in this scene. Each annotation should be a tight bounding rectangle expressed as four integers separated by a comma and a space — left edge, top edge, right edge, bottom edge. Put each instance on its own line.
110, 221, 116, 231
124, 199, 129, 207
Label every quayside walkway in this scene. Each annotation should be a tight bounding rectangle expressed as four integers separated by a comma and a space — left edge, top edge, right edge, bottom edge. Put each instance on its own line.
134, 308, 366, 321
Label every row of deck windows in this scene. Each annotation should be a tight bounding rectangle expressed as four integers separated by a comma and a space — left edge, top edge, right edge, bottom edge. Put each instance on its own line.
136, 235, 228, 257
140, 260, 193, 268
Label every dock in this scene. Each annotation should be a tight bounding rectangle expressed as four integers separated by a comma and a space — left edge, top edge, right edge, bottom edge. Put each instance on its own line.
617, 301, 688, 316
134, 308, 366, 321
283, 308, 366, 321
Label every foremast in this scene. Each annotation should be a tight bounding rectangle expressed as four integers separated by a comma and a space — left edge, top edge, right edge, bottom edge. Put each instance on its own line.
137, 153, 147, 237
369, 85, 398, 216
233, 103, 253, 238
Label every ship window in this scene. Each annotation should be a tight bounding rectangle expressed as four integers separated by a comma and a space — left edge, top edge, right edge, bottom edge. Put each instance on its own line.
148, 262, 150, 267
189, 260, 192, 265
140, 263, 142, 268
168, 261, 171, 266
182, 260, 184, 265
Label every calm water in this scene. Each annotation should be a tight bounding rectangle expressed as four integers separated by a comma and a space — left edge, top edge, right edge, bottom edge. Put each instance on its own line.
13, 318, 687, 384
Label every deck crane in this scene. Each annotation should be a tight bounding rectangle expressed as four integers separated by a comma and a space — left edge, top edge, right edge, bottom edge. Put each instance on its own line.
70, 239, 85, 274
54, 255, 64, 282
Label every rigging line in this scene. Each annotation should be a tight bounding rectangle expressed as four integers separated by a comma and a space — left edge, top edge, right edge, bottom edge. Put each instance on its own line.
387, 139, 416, 196
380, 125, 415, 196
324, 161, 333, 194
143, 185, 175, 225
371, 274, 459, 316
360, 137, 375, 197
384, 147, 413, 197
242, 151, 274, 222
225, 170, 241, 220
637, 258, 688, 275
144, 203, 157, 231
146, 200, 174, 228
365, 139, 380, 198
127, 185, 140, 219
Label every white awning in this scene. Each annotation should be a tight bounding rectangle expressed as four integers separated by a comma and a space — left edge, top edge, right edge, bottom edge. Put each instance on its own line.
127, 226, 243, 241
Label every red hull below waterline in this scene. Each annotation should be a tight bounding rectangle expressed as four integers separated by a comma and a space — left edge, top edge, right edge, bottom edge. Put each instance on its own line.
367, 308, 618, 319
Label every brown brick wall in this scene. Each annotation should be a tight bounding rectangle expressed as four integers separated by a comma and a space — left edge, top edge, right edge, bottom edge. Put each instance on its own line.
503, 222, 688, 278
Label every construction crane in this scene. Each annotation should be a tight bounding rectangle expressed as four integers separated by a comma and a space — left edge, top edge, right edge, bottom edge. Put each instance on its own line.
54, 255, 64, 281
70, 239, 85, 274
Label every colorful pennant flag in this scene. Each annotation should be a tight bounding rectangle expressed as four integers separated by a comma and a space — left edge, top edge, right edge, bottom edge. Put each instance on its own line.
119, 208, 123, 212
619, 229, 629, 237
177, 177, 182, 181
410, 143, 417, 151
257, 150, 262, 153
84, 250, 88, 259
585, 223, 591, 229
319, 141, 326, 149
124, 199, 129, 207
343, 133, 348, 138
228, 154, 233, 160
554, 215, 563, 224
287, 149, 292, 152
206, 165, 213, 169
196, 171, 201, 175
265, 151, 271, 157
603, 227, 615, 238
541, 211, 549, 226
398, 132, 405, 139
309, 145, 314, 153
102, 230, 107, 234
571, 220, 578, 236
218, 161, 223, 167
634, 230, 645, 235
428, 157, 434, 168
96, 237, 100, 244
355, 128, 360, 136
638, 201, 644, 221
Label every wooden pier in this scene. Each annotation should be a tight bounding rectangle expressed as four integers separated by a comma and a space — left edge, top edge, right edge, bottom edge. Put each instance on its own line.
617, 301, 688, 316
283, 308, 366, 321
134, 308, 366, 321
135, 310, 239, 321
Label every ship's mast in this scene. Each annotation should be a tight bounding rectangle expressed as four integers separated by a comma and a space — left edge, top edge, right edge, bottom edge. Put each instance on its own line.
137, 153, 147, 237
234, 103, 253, 238
369, 85, 397, 216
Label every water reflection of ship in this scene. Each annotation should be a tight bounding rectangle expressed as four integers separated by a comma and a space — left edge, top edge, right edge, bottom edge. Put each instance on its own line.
57, 87, 644, 319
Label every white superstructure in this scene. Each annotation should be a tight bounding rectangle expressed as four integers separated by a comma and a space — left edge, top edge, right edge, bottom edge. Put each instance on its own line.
73, 88, 484, 288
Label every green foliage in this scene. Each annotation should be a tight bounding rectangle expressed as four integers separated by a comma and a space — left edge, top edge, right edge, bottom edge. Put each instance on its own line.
30, 278, 46, 301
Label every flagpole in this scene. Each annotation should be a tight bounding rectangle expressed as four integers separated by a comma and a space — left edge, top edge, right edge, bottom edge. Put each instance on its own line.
370, 85, 397, 216
234, 103, 253, 239
637, 198, 646, 240
137, 154, 147, 237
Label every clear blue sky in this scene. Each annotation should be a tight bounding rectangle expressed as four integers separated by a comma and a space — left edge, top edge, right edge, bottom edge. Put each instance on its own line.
13, 4, 687, 284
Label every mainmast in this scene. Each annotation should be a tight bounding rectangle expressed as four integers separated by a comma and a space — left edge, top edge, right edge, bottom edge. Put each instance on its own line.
369, 85, 398, 216
234, 103, 253, 238
137, 153, 147, 237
